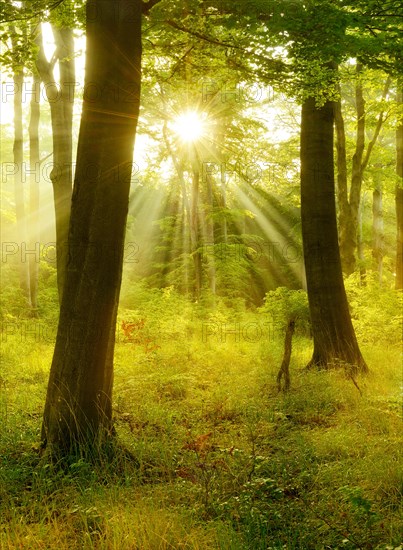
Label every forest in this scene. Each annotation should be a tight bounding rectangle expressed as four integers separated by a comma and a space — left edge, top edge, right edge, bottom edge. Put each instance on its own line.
0, 0, 402, 548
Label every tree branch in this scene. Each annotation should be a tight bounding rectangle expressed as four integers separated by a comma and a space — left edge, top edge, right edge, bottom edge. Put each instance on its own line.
361, 76, 392, 172
164, 19, 286, 79
165, 19, 245, 52
2, 1, 65, 23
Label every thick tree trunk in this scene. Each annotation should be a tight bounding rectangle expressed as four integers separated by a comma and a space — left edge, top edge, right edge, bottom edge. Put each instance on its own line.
396, 90, 403, 290
41, 0, 143, 455
28, 71, 41, 312
12, 57, 31, 306
300, 97, 367, 372
35, 24, 75, 304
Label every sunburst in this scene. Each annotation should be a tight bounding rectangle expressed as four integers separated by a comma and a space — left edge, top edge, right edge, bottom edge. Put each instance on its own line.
172, 111, 205, 143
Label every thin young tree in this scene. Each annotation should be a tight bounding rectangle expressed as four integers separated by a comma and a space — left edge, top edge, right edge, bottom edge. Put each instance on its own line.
28, 69, 41, 312
10, 26, 31, 306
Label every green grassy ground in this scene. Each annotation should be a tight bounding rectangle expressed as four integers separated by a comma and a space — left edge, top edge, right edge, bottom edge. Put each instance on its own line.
0, 307, 402, 549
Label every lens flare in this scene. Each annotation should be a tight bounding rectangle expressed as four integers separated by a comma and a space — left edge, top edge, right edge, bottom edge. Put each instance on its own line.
172, 111, 204, 142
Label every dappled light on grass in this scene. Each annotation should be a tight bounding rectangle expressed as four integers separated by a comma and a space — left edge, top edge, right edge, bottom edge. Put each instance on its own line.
1, 285, 401, 548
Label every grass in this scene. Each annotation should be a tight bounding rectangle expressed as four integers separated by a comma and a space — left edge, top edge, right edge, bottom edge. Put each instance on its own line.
0, 304, 402, 549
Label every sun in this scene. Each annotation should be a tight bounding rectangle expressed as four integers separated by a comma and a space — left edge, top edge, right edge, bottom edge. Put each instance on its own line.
172, 111, 204, 142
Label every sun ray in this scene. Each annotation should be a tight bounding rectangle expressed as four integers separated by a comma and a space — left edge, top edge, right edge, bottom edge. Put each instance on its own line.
233, 184, 303, 286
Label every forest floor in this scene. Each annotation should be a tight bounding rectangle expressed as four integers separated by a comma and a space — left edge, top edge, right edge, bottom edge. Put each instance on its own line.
0, 301, 402, 549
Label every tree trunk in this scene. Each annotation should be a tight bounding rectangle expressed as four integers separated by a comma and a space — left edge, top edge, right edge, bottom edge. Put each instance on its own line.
191, 164, 202, 301
176, 163, 191, 296
345, 68, 366, 276
215, 118, 228, 243
276, 319, 295, 392
162, 122, 192, 294
334, 97, 351, 269
396, 188, 403, 289
357, 194, 366, 286
204, 173, 216, 296
300, 97, 367, 372
220, 178, 228, 244
28, 71, 41, 312
12, 45, 31, 306
335, 97, 356, 276
41, 0, 143, 455
336, 68, 390, 277
396, 89, 403, 290
35, 24, 75, 304
372, 182, 383, 285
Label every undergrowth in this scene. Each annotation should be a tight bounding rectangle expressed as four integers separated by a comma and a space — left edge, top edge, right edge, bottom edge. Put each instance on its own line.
0, 286, 402, 549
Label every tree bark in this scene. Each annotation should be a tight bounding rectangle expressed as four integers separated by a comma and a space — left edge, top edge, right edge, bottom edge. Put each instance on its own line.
41, 0, 143, 455
300, 97, 367, 372
396, 89, 403, 290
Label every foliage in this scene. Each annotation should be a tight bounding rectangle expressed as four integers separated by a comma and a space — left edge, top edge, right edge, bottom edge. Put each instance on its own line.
0, 289, 401, 548
345, 272, 402, 345
0, 261, 59, 322
259, 287, 310, 333
0, 0, 402, 546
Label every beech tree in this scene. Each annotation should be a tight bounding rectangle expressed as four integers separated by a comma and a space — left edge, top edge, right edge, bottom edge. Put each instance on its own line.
301, 97, 368, 371
34, 21, 76, 302
10, 27, 31, 306
198, 0, 370, 370
2, 1, 83, 308
335, 67, 392, 277
28, 68, 41, 311
41, 0, 159, 455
